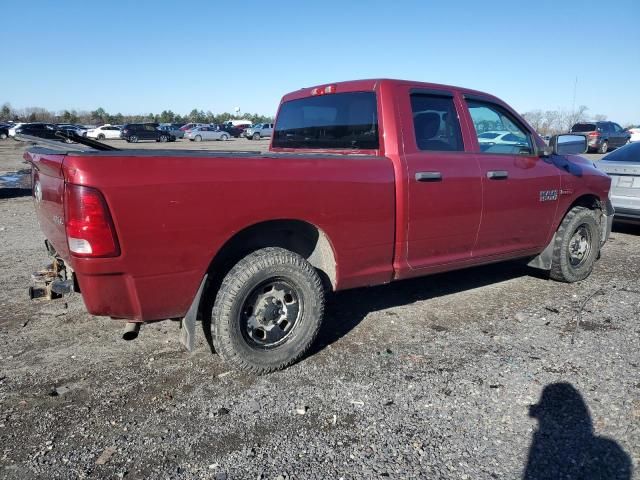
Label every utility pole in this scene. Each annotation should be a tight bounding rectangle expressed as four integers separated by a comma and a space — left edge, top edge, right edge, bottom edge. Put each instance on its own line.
571, 76, 578, 115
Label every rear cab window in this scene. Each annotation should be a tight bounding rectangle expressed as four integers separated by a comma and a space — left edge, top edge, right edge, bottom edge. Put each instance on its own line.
410, 93, 464, 152
272, 92, 379, 150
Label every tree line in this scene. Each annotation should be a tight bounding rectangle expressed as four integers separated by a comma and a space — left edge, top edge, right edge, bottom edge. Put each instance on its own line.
0, 103, 273, 126
521, 105, 635, 136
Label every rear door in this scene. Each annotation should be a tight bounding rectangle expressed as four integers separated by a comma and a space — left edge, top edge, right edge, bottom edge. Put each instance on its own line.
399, 86, 483, 270
143, 124, 157, 140
611, 123, 628, 147
463, 97, 560, 256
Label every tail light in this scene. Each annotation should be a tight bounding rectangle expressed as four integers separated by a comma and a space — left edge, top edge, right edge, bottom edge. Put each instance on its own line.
64, 184, 120, 257
588, 132, 600, 137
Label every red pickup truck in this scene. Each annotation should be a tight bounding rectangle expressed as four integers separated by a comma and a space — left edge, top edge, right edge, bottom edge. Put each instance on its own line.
25, 79, 613, 373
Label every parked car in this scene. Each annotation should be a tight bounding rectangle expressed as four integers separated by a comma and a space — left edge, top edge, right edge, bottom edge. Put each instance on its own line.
14, 123, 64, 142
0, 124, 8, 140
477, 130, 529, 148
219, 124, 244, 138
179, 123, 206, 132
158, 125, 184, 139
86, 125, 122, 140
570, 121, 631, 153
25, 78, 613, 374
627, 127, 640, 143
598, 142, 640, 222
186, 126, 230, 141
120, 123, 175, 143
56, 124, 88, 138
244, 123, 273, 140
8, 122, 25, 137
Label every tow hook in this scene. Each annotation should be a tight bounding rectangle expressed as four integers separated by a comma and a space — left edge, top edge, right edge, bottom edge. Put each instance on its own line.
29, 259, 73, 300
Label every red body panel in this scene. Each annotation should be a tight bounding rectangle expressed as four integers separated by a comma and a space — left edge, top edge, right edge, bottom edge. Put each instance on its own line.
26, 78, 611, 322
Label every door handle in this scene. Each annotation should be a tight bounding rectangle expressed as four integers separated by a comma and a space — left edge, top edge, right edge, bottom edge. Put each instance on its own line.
415, 171, 442, 182
486, 170, 509, 180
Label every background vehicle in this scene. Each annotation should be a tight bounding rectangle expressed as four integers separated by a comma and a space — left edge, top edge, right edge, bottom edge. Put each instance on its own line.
571, 121, 631, 153
627, 127, 640, 143
15, 123, 64, 141
244, 123, 273, 140
0, 124, 8, 140
158, 125, 184, 139
86, 124, 122, 140
25, 79, 613, 374
179, 123, 206, 132
8, 122, 25, 137
120, 123, 175, 143
186, 126, 230, 141
598, 142, 640, 222
226, 120, 252, 128
477, 130, 529, 148
219, 124, 244, 138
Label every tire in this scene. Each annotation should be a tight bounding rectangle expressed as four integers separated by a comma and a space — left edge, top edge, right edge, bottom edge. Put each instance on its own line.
598, 141, 608, 154
129, 135, 138, 143
159, 134, 168, 142
195, 135, 202, 142
549, 206, 601, 283
221, 133, 229, 141
212, 247, 325, 374
252, 133, 260, 140
97, 134, 105, 140
0, 133, 7, 140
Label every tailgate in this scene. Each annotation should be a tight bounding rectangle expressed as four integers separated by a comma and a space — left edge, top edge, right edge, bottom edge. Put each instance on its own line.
24, 150, 70, 260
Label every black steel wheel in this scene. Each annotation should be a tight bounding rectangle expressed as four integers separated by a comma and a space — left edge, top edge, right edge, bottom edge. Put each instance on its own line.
212, 247, 325, 374
550, 206, 601, 282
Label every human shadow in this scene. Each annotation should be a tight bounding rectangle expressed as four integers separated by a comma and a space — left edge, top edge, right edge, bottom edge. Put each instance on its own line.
523, 382, 632, 480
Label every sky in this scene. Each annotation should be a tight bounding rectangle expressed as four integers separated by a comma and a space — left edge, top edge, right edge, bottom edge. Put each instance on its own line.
2, 0, 639, 123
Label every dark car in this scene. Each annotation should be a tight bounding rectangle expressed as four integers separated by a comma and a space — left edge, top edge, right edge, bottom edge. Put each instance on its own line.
120, 123, 176, 143
15, 123, 67, 142
570, 121, 631, 154
158, 125, 184, 139
219, 124, 244, 138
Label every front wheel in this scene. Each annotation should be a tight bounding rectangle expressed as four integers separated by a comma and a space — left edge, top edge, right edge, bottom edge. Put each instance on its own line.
221, 133, 229, 141
97, 134, 105, 140
212, 247, 325, 374
252, 133, 260, 140
129, 135, 138, 143
550, 206, 601, 283
159, 134, 168, 142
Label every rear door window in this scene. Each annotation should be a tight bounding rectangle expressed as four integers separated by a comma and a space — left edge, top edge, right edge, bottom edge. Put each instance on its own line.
410, 94, 463, 152
273, 92, 378, 149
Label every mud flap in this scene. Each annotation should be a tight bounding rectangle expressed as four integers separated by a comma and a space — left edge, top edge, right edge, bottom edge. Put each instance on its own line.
180, 274, 208, 352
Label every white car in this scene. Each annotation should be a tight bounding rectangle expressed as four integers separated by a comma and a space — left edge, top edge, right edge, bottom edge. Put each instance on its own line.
477, 130, 528, 145
186, 126, 230, 142
8, 123, 25, 137
86, 125, 122, 140
627, 127, 640, 143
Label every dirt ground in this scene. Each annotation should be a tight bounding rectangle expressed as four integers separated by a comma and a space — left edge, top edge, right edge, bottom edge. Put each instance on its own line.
0, 137, 638, 479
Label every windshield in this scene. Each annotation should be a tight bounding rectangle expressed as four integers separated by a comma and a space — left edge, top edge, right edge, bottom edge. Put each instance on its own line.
273, 91, 379, 149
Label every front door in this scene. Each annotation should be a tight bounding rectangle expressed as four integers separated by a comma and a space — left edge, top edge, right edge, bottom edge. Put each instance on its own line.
463, 99, 560, 257
399, 87, 483, 270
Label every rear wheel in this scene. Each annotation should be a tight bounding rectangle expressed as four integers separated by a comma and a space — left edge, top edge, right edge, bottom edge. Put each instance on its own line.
212, 247, 325, 374
195, 135, 202, 142
252, 133, 260, 140
129, 135, 138, 143
550, 206, 601, 283
0, 133, 7, 140
159, 134, 168, 142
97, 133, 105, 140
221, 133, 229, 141
598, 141, 608, 154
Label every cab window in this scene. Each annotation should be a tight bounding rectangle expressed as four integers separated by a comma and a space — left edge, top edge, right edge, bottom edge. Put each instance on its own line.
466, 100, 533, 155
410, 94, 463, 152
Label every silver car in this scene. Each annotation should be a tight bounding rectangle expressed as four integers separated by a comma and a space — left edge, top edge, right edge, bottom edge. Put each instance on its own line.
244, 123, 274, 140
598, 142, 640, 222
186, 126, 230, 142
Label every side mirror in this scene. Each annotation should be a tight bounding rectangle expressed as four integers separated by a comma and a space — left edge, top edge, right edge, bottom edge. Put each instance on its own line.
549, 134, 587, 155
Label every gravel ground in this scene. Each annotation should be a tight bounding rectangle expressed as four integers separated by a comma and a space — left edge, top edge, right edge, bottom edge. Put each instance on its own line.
0, 138, 638, 479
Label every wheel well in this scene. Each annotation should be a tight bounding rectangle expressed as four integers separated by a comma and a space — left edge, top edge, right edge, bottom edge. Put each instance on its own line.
569, 194, 602, 212
206, 220, 337, 292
